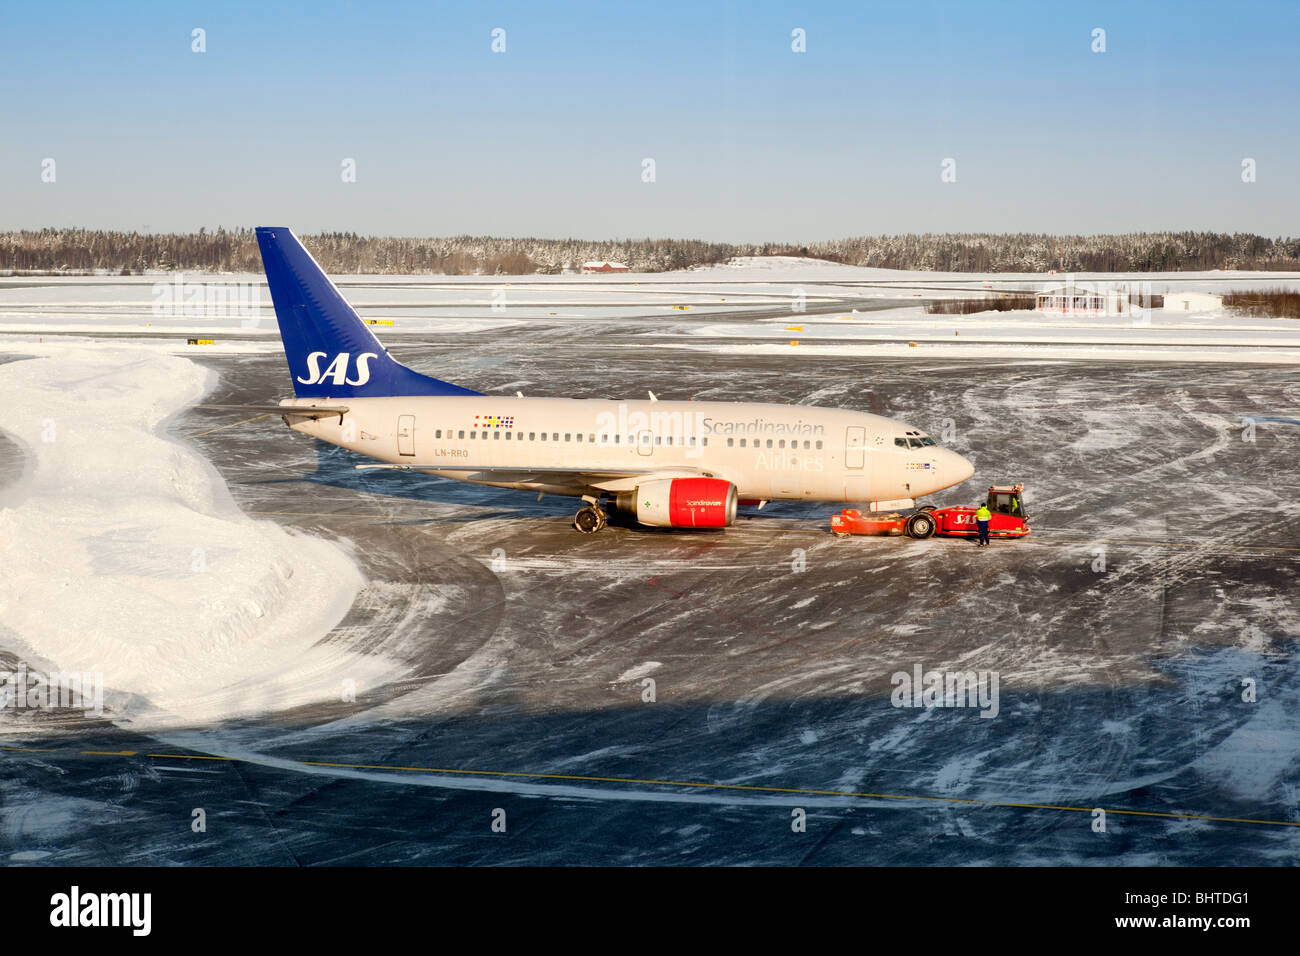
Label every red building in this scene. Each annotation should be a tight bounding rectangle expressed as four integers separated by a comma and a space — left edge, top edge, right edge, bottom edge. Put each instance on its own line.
581, 261, 630, 273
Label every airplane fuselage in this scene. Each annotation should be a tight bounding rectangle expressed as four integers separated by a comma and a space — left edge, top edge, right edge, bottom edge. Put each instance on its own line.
283, 395, 974, 504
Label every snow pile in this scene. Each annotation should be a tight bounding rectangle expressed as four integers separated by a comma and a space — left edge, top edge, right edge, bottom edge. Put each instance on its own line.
0, 348, 392, 729
704, 255, 871, 277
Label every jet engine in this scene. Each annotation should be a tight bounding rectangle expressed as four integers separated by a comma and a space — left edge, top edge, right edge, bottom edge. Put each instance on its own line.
617, 477, 738, 528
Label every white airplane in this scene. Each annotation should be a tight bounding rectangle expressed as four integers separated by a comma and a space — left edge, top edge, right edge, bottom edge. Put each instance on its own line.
251, 227, 974, 532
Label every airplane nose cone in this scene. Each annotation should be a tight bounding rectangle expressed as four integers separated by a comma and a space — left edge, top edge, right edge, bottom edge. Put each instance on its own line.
938, 448, 975, 486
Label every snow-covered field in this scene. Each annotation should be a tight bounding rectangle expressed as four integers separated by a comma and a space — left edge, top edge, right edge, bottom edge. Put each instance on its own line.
668, 305, 1300, 364
3, 257, 1297, 363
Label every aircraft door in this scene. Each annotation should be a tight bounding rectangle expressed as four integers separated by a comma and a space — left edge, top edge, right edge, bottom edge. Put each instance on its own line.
845, 426, 866, 469
844, 426, 868, 502
397, 415, 416, 456
636, 429, 653, 457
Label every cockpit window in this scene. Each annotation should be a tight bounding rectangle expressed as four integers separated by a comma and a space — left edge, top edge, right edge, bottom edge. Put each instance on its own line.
894, 438, 908, 447
907, 438, 925, 448
919, 437, 937, 446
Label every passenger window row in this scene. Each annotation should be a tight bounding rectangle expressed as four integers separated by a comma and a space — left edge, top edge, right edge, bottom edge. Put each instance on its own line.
725, 438, 823, 450
423, 429, 837, 450
427, 430, 718, 445
424, 429, 833, 452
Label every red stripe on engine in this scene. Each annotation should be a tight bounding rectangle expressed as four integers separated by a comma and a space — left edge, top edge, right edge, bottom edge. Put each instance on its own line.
667, 477, 732, 528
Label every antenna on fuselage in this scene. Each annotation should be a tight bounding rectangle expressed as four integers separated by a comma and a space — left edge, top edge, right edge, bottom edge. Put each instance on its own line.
648, 390, 658, 402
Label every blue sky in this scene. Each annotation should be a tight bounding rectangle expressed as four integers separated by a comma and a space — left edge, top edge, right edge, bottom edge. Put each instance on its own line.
2, 0, 1296, 240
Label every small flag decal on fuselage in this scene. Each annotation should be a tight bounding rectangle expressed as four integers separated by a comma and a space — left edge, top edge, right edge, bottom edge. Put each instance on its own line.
475, 414, 515, 429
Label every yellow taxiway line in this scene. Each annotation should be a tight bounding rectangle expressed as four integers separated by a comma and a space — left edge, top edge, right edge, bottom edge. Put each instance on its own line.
187, 412, 272, 439
5, 745, 1296, 830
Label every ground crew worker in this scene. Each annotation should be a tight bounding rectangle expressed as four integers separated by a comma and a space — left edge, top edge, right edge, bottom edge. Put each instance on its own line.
975, 503, 992, 547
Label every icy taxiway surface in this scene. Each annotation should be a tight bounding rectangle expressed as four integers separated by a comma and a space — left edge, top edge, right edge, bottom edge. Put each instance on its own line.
0, 266, 1298, 865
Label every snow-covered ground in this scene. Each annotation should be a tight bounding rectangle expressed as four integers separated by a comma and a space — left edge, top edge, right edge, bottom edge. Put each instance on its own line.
667, 305, 1300, 364
3, 258, 1296, 364
1, 262, 1298, 864
698, 254, 1300, 294
0, 348, 398, 729
1, 262, 1295, 736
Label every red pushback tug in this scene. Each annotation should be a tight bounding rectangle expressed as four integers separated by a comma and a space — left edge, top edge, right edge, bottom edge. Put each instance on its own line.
831, 483, 1030, 540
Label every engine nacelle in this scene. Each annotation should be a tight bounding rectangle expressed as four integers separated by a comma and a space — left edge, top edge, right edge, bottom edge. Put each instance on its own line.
618, 477, 738, 528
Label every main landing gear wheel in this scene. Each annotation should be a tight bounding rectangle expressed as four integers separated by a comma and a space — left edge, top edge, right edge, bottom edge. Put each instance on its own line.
574, 505, 608, 534
905, 512, 936, 539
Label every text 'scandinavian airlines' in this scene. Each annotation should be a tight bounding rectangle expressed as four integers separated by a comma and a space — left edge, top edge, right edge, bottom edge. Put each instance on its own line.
252, 227, 974, 532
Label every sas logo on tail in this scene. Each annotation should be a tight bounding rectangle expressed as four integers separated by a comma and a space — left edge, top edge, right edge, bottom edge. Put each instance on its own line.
297, 351, 379, 386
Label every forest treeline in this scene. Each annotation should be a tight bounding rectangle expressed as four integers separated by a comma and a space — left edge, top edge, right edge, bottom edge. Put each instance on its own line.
3, 228, 1299, 275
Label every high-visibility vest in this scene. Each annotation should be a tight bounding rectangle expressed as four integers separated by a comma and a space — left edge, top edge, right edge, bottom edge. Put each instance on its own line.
976, 507, 991, 521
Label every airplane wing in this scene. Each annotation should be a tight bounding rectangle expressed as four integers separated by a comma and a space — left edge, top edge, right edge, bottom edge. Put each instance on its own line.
355, 463, 731, 494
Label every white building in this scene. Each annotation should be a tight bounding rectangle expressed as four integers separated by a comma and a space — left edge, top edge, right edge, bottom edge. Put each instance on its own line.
1162, 291, 1222, 312
1036, 283, 1132, 316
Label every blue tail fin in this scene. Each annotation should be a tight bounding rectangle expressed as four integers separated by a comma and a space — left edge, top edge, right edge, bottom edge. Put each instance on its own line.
255, 227, 479, 398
